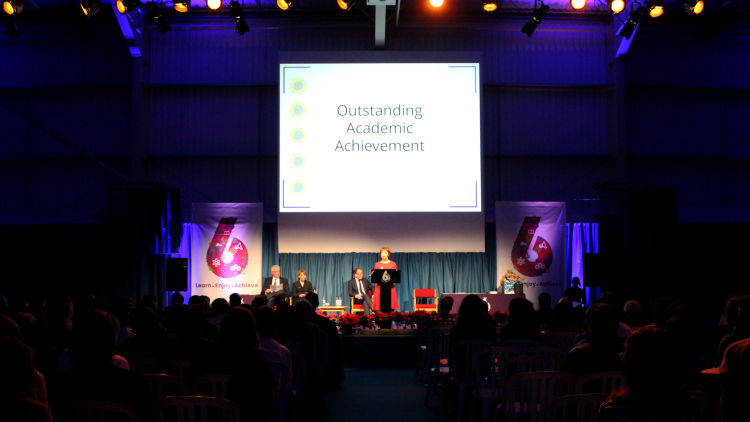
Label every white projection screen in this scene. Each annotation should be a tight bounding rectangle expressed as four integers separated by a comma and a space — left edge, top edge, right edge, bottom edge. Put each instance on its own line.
278, 52, 484, 253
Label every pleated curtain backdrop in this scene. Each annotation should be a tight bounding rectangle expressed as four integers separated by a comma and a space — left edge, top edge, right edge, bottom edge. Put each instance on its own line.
565, 222, 600, 304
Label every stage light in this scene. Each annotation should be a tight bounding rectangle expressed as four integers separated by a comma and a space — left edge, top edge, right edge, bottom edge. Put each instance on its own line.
648, 0, 663, 17
174, 0, 189, 12
3, 0, 22, 16
277, 0, 294, 10
482, 0, 497, 11
229, 0, 249, 35
207, 0, 222, 9
618, 5, 645, 38
116, 0, 139, 14
521, 2, 549, 37
430, 0, 443, 7
609, 0, 625, 14
146, 1, 171, 34
337, 0, 354, 10
684, 0, 703, 14
80, 0, 101, 16
571, 0, 586, 10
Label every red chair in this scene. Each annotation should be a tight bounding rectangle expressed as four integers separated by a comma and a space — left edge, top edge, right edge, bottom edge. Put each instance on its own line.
413, 289, 438, 313
351, 290, 372, 314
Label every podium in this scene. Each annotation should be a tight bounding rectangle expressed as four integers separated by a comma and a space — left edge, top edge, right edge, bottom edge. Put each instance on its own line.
371, 269, 401, 312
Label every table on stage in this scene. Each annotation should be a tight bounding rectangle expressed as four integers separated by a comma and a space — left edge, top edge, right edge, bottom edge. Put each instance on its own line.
318, 306, 348, 316
440, 293, 526, 314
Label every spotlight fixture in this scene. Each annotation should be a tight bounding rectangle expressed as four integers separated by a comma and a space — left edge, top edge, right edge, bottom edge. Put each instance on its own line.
571, 0, 586, 10
174, 0, 189, 12
429, 0, 443, 7
116, 0, 139, 14
277, 0, 294, 9
482, 0, 498, 11
609, 0, 625, 14
684, 0, 703, 14
521, 2, 549, 37
337, 0, 354, 10
229, 0, 249, 35
618, 5, 646, 39
3, 0, 22, 16
146, 1, 170, 34
647, 0, 663, 17
80, 0, 101, 16
207, 0, 221, 9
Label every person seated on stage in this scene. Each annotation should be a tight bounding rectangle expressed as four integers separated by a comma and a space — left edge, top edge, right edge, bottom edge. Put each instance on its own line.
229, 293, 243, 308
188, 307, 274, 422
373, 246, 398, 312
499, 298, 541, 344
546, 297, 585, 334
348, 268, 374, 315
450, 294, 496, 381
292, 269, 316, 305
565, 303, 623, 380
54, 310, 156, 422
305, 293, 345, 386
262, 265, 291, 307
536, 292, 555, 328
598, 328, 701, 422
429, 296, 455, 327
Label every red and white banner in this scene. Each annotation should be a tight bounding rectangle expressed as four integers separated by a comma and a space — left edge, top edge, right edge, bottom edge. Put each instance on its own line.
191, 203, 263, 299
496, 202, 567, 307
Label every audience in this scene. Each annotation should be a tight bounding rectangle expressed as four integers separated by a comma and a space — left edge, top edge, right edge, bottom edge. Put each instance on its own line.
546, 297, 585, 334
622, 300, 645, 328
207, 298, 231, 328
306, 293, 345, 386
0, 337, 53, 422
189, 307, 274, 422
565, 303, 623, 379
53, 309, 156, 422
598, 328, 700, 421
429, 295, 455, 327
117, 306, 166, 360
499, 297, 540, 343
536, 292, 555, 328
164, 304, 213, 360
229, 292, 243, 308
255, 306, 293, 396
169, 291, 185, 306
450, 294, 495, 380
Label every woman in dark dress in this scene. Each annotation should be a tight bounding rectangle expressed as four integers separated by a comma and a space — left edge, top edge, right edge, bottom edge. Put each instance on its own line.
292, 269, 316, 305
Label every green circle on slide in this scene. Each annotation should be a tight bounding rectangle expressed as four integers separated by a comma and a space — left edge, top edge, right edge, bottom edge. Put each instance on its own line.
294, 105, 303, 114
294, 82, 303, 91
294, 131, 303, 140
293, 183, 303, 192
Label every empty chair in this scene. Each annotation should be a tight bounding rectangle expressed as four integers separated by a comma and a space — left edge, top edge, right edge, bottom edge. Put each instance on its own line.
55, 399, 141, 422
164, 360, 192, 378
544, 393, 609, 422
499, 371, 574, 422
413, 289, 439, 313
141, 374, 190, 400
530, 346, 569, 372
126, 358, 162, 375
574, 371, 621, 395
155, 396, 240, 422
192, 375, 232, 399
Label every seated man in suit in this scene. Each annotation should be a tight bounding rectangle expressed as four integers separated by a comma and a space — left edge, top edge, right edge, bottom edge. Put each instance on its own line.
262, 265, 291, 306
348, 268, 373, 315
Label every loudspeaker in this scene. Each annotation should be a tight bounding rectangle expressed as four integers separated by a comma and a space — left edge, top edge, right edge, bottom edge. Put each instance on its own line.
166, 257, 188, 291
583, 253, 606, 287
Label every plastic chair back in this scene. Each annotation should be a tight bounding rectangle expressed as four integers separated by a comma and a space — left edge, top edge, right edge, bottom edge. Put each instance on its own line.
500, 338, 540, 350
504, 371, 574, 422
156, 396, 240, 422
574, 371, 621, 395
55, 399, 141, 422
544, 393, 609, 422
126, 358, 162, 375
164, 360, 192, 378
141, 374, 190, 400
545, 332, 579, 353
192, 374, 232, 399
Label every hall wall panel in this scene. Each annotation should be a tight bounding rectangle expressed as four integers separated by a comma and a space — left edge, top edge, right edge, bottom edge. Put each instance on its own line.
727, 92, 750, 158
0, 163, 27, 211
627, 88, 728, 158
628, 159, 729, 207
0, 28, 131, 89
626, 30, 750, 90
145, 26, 609, 86
496, 87, 609, 156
